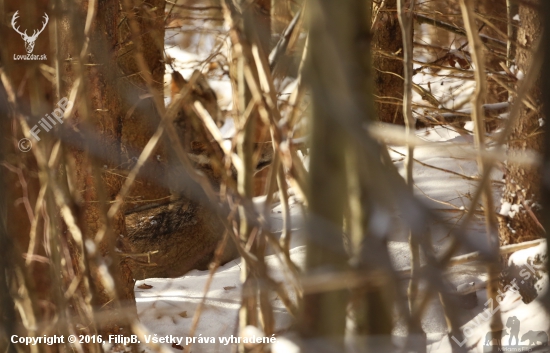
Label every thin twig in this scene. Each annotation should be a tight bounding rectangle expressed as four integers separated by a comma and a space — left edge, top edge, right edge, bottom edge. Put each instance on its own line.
460, 0, 502, 336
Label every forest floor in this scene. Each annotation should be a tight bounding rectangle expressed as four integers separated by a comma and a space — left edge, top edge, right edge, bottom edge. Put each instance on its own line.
130, 30, 549, 353
132, 122, 549, 353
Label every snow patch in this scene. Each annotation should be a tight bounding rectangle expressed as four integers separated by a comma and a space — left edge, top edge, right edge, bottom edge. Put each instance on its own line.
499, 202, 512, 217
509, 204, 521, 219
508, 241, 547, 268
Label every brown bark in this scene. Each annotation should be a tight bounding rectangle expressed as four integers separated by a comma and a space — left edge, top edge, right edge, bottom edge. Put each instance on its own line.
499, 1, 544, 245
119, 0, 170, 212
252, 0, 272, 196
57, 0, 164, 334
300, 0, 373, 347
373, 0, 404, 125
256, 0, 272, 51
0, 0, 55, 329
539, 0, 550, 305
61, 1, 136, 334
479, 0, 508, 105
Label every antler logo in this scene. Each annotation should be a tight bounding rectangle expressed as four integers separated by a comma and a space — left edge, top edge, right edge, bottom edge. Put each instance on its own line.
11, 11, 49, 54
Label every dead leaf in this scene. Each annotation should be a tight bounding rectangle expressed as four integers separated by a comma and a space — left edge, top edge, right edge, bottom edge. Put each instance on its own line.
448, 57, 456, 68
223, 286, 236, 290
456, 57, 470, 70
137, 283, 153, 289
178, 311, 188, 318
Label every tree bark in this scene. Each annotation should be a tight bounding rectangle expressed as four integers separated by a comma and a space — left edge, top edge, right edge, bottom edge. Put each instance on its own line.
373, 0, 405, 125
0, 77, 18, 353
538, 0, 550, 310
499, 0, 544, 245
479, 0, 508, 106
299, 0, 375, 350
57, 0, 165, 334
0, 0, 56, 336
119, 0, 170, 212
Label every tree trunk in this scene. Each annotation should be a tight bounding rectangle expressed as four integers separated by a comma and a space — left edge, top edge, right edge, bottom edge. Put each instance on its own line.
0, 78, 19, 353
57, 0, 165, 334
539, 0, 550, 308
479, 0, 508, 107
250, 0, 272, 197
373, 0, 405, 125
299, 0, 374, 349
0, 0, 56, 335
119, 0, 170, 212
499, 0, 544, 245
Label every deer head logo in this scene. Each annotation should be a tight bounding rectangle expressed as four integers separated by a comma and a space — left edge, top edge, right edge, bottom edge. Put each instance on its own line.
11, 11, 49, 54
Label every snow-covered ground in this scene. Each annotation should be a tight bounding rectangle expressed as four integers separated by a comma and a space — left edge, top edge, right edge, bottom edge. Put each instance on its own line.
134, 119, 548, 352
131, 17, 549, 353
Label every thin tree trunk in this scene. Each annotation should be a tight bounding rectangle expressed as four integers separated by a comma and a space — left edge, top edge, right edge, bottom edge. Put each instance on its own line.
226, 1, 272, 351
539, 0, 550, 312
0, 0, 56, 337
480, 0, 508, 108
373, 0, 405, 125
250, 0, 272, 197
0, 82, 17, 353
499, 0, 544, 245
299, 0, 375, 350
398, 0, 426, 351
459, 0, 503, 350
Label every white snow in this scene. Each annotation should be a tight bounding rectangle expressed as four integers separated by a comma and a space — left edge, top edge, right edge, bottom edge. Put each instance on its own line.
131, 12, 548, 353
516, 70, 525, 81
510, 204, 521, 218
134, 120, 545, 353
500, 202, 512, 217
509, 242, 547, 268
135, 199, 306, 353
